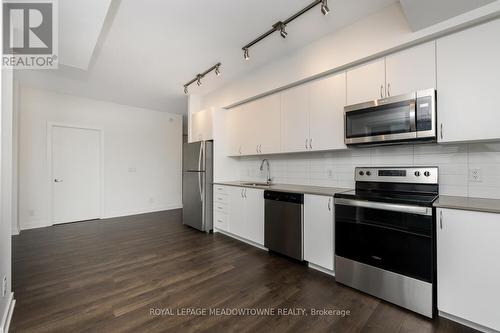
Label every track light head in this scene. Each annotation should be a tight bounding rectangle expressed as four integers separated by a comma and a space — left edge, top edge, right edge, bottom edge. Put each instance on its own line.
280, 24, 287, 39
321, 0, 330, 15
215, 64, 221, 76
196, 75, 202, 86
243, 48, 250, 60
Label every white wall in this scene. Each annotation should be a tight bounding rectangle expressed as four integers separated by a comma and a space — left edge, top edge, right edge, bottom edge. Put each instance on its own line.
18, 87, 183, 230
201, 2, 500, 109
1, 69, 15, 332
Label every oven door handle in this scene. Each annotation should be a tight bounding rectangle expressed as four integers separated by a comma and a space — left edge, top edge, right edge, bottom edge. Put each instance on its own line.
334, 198, 432, 216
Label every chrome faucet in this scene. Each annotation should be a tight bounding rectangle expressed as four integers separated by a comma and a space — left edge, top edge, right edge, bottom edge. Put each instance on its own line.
260, 159, 272, 185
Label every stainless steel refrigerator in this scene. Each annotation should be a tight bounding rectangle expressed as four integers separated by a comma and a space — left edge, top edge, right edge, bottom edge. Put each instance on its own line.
182, 141, 213, 232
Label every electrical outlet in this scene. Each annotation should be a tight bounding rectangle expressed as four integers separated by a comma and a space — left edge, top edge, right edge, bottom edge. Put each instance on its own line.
2, 275, 6, 297
469, 169, 482, 183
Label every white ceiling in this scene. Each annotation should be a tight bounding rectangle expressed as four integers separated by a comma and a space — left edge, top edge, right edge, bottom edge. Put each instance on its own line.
400, 0, 496, 31
59, 0, 112, 69
17, 0, 399, 114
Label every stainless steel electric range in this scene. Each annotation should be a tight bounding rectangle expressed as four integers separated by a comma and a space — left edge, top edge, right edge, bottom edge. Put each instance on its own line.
334, 167, 439, 318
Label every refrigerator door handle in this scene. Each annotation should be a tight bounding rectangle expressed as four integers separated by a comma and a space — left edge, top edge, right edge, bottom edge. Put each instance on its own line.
198, 142, 203, 171
198, 172, 203, 202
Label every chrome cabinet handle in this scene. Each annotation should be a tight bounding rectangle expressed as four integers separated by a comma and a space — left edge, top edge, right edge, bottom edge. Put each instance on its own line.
387, 83, 391, 97
309, 138, 313, 150
241, 189, 244, 198
380, 84, 384, 98
239, 146, 242, 155
244, 189, 247, 198
54, 179, 63, 183
305, 138, 308, 149
328, 198, 332, 211
259, 144, 262, 154
440, 210, 443, 229
440, 124, 443, 140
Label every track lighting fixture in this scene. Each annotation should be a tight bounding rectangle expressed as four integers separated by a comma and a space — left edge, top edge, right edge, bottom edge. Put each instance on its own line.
321, 0, 330, 16
273, 22, 287, 39
241, 0, 331, 61
183, 62, 221, 94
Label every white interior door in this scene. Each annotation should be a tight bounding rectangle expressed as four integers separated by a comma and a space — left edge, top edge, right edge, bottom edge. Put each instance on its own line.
52, 126, 101, 224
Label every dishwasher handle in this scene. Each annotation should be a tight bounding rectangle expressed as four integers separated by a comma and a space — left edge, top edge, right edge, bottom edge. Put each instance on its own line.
264, 191, 303, 204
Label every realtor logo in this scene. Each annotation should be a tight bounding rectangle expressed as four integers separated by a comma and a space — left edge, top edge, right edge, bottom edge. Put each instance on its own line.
2, 0, 58, 69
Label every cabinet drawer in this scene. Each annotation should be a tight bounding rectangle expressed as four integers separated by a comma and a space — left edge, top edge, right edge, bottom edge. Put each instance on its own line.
214, 193, 229, 204
214, 212, 228, 231
215, 185, 229, 195
214, 202, 228, 214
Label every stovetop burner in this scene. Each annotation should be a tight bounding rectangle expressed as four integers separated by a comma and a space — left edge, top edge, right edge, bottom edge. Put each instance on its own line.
335, 167, 439, 207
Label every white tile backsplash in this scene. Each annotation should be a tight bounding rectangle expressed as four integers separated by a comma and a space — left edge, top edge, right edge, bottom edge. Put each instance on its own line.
237, 142, 500, 199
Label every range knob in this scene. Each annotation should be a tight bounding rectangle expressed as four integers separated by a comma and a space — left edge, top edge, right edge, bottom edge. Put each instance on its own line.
359, 171, 365, 176
366, 171, 372, 176
414, 171, 421, 177
424, 171, 431, 177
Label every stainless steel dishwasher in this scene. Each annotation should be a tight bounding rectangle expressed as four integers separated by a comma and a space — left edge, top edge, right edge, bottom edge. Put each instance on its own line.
264, 191, 304, 261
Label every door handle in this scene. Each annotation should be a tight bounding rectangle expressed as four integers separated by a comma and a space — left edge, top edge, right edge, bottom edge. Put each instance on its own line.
380, 84, 384, 98
244, 188, 247, 198
305, 138, 308, 150
440, 210, 443, 229
387, 83, 391, 97
440, 124, 443, 140
328, 198, 331, 211
54, 179, 63, 183
241, 189, 244, 198
309, 138, 313, 150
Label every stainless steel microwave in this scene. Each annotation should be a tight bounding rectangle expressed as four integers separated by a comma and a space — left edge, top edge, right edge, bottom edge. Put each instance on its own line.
344, 89, 436, 146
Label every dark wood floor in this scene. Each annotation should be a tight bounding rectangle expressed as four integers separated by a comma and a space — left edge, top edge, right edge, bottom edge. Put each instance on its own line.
11, 210, 476, 333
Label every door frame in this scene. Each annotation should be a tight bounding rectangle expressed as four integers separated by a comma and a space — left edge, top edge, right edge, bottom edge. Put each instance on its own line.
46, 122, 105, 225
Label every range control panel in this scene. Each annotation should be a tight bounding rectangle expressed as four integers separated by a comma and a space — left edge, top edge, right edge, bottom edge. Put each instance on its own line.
355, 167, 438, 184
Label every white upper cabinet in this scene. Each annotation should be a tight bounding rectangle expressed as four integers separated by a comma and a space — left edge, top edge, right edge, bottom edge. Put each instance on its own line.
190, 108, 213, 142
304, 194, 334, 271
281, 84, 310, 153
437, 208, 500, 331
437, 19, 500, 143
247, 94, 281, 155
386, 41, 436, 97
225, 105, 245, 156
346, 58, 386, 105
309, 72, 347, 151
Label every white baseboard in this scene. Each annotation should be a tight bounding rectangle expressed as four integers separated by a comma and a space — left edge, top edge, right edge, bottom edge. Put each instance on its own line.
103, 204, 182, 219
308, 262, 335, 277
439, 311, 499, 333
0, 293, 15, 333
214, 228, 268, 251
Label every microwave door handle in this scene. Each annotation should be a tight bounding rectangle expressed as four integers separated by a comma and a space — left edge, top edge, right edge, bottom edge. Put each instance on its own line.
409, 101, 417, 133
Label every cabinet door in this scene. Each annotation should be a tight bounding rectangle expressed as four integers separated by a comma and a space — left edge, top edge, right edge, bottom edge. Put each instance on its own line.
304, 195, 334, 271
346, 58, 386, 105
225, 106, 244, 156
437, 19, 500, 143
250, 94, 281, 155
309, 73, 347, 151
437, 208, 500, 331
243, 188, 264, 245
228, 186, 246, 237
386, 41, 436, 97
281, 84, 310, 153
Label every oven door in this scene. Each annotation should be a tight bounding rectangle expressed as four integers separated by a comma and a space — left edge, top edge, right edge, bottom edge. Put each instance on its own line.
334, 198, 434, 282
345, 92, 418, 145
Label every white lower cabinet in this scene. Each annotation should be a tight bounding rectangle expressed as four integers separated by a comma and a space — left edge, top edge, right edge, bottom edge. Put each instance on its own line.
216, 186, 264, 246
437, 208, 500, 331
304, 194, 334, 271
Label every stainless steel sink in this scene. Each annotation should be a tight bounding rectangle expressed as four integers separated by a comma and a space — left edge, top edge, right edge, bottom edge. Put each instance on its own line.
241, 182, 271, 187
